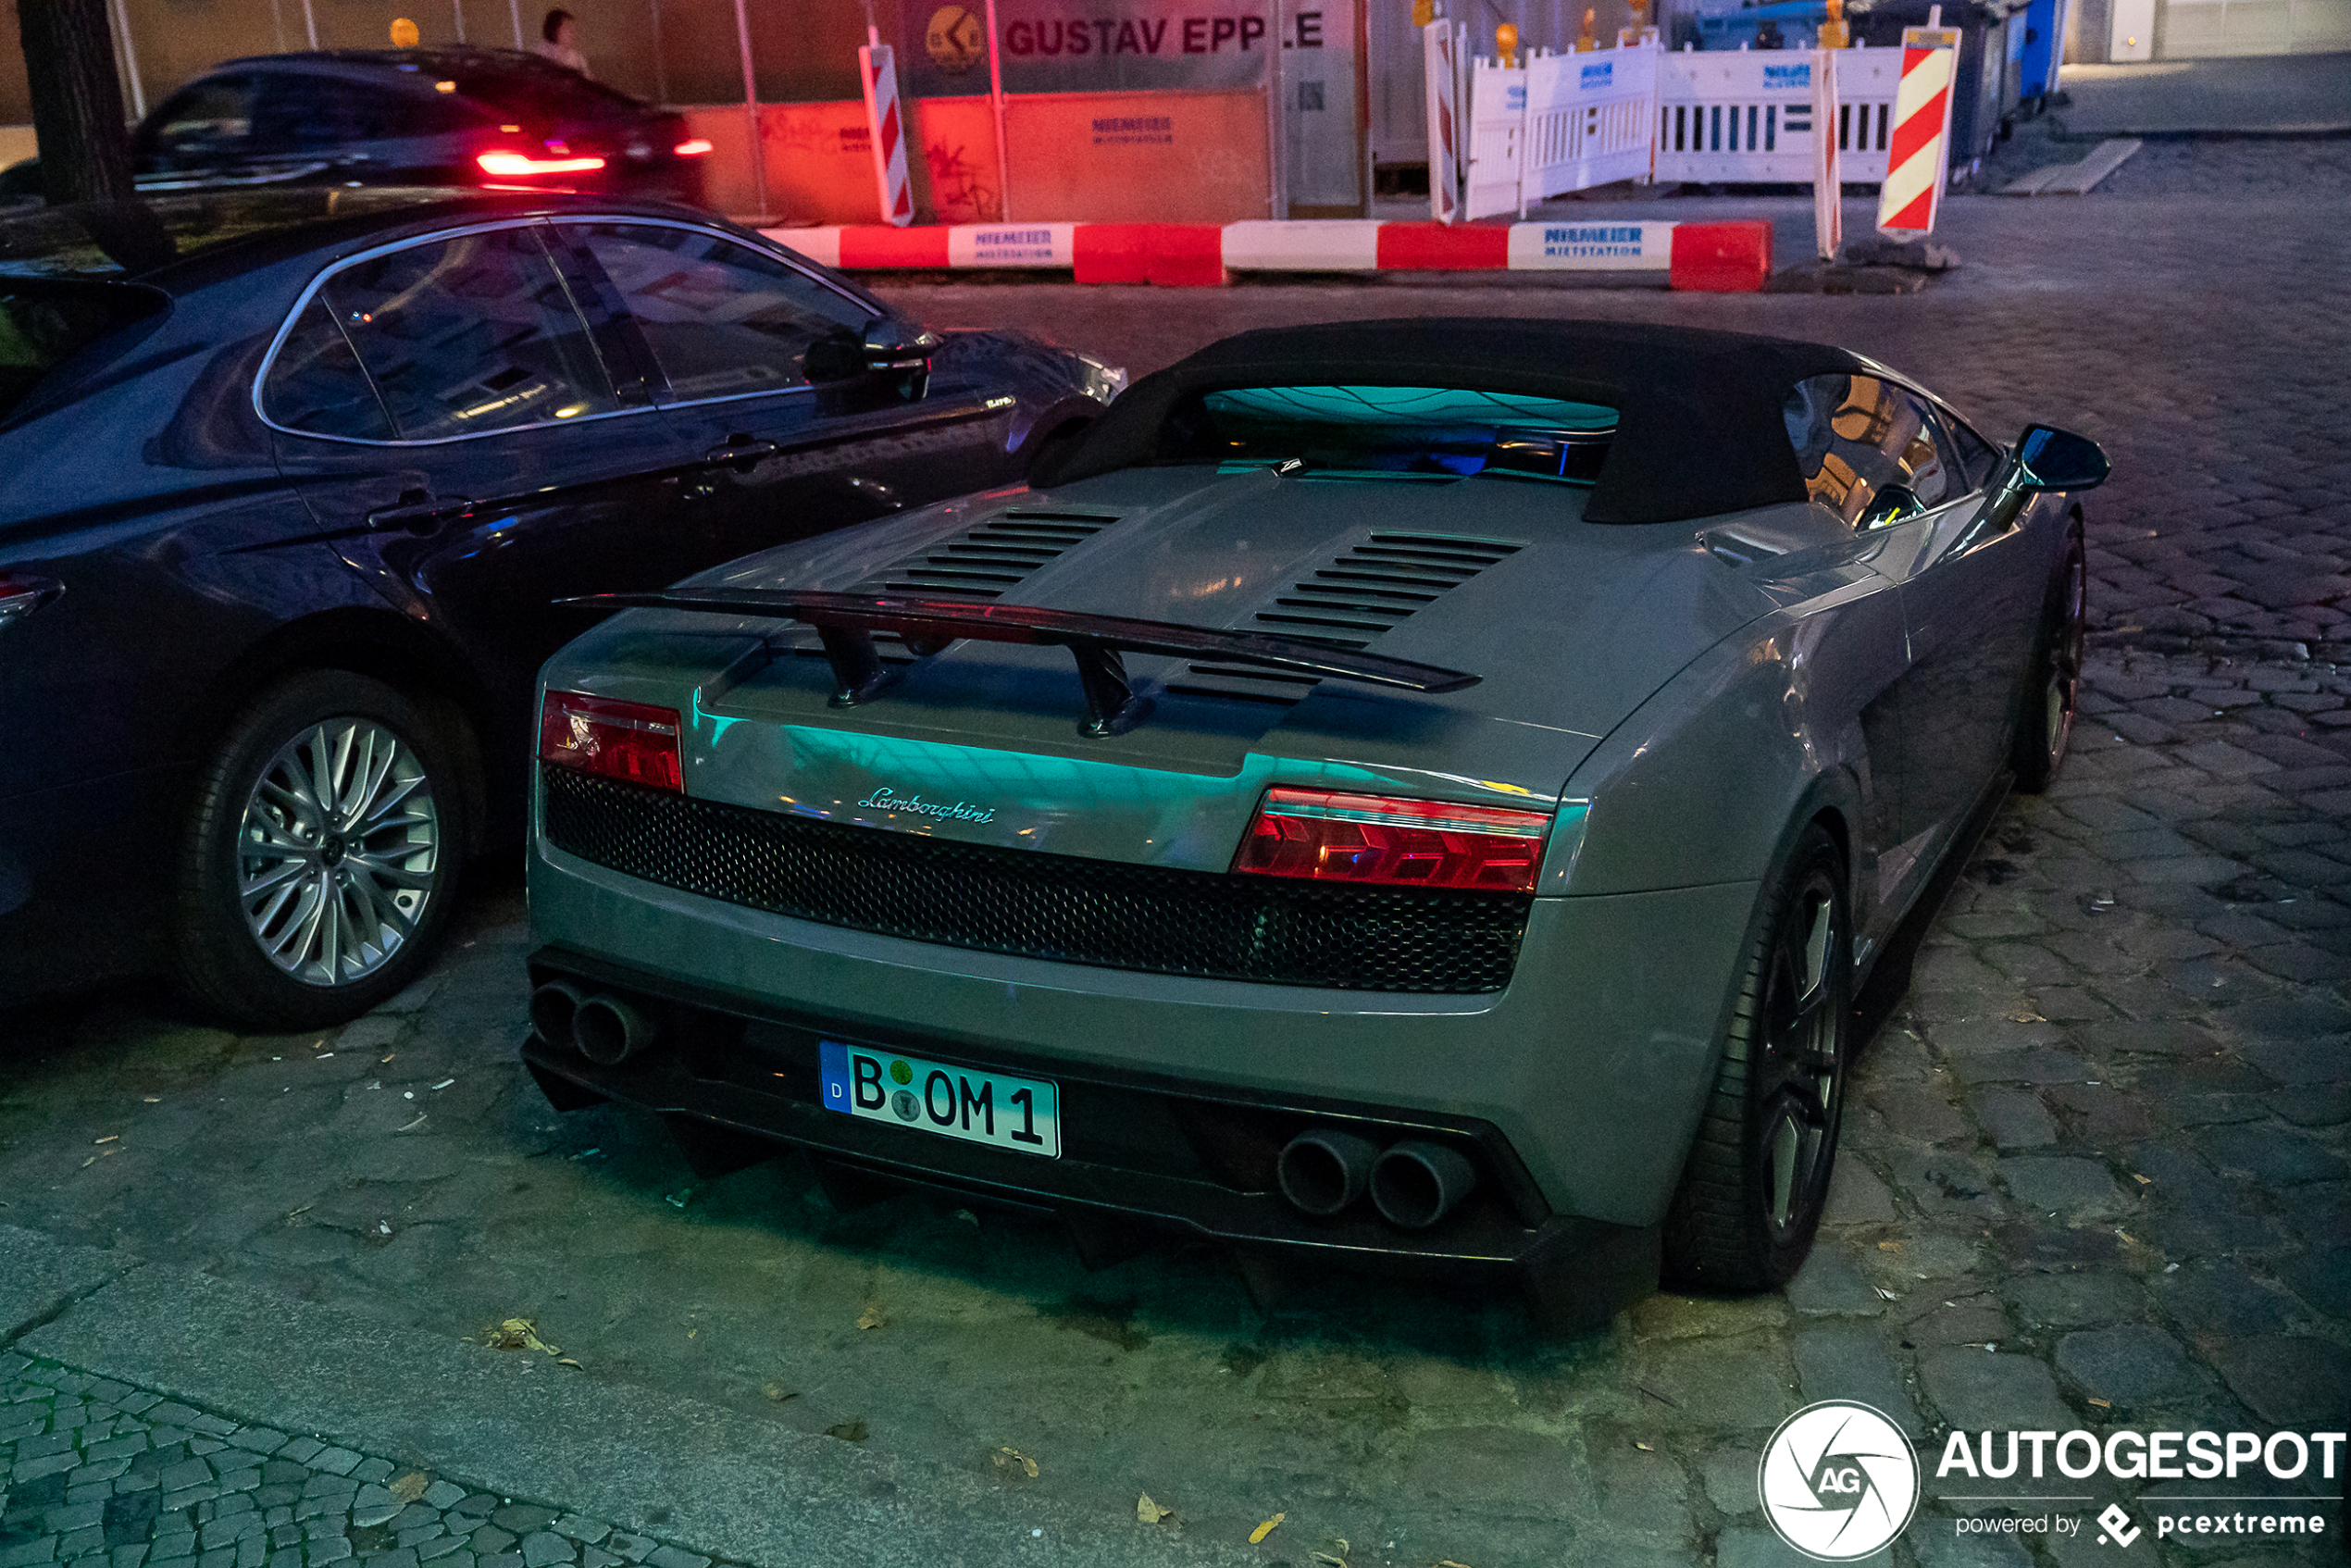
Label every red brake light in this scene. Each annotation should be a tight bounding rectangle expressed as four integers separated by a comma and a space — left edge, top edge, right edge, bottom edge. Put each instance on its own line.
540, 691, 682, 793
477, 150, 607, 177
673, 138, 714, 157
1233, 787, 1551, 893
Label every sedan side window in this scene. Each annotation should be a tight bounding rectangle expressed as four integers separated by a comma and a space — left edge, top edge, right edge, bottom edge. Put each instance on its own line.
1785, 373, 1952, 529
261, 298, 396, 441
315, 226, 618, 441
252, 77, 427, 148
565, 223, 873, 404
145, 78, 256, 165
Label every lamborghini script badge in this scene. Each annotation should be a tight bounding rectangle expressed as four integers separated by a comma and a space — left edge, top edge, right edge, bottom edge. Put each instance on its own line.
857, 786, 997, 825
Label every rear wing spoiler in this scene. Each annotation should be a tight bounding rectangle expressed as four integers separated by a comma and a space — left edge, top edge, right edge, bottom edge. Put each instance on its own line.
561, 588, 1478, 738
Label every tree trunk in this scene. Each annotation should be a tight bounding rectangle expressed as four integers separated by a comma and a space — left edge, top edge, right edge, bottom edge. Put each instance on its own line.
16, 0, 134, 205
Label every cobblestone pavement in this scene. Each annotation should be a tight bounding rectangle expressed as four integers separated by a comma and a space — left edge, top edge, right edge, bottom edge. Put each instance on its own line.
4, 168, 2349, 1568
0, 1358, 720, 1568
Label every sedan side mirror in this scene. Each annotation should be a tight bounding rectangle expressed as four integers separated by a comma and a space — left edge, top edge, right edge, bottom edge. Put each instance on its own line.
808, 319, 938, 399
863, 318, 939, 375
2010, 425, 2108, 492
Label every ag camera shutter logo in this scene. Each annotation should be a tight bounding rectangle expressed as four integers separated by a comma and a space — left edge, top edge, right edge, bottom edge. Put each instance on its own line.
1759, 1401, 1922, 1561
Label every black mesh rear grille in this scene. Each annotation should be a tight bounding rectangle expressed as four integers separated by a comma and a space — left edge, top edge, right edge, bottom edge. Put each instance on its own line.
544, 768, 1529, 993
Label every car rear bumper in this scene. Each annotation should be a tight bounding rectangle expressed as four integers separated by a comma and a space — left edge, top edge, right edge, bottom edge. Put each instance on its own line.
528, 828, 1763, 1233
523, 940, 1666, 1320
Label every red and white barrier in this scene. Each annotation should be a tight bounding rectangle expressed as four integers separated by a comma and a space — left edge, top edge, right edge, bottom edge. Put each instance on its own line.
1876, 23, 1959, 236
856, 42, 914, 227
768, 218, 1772, 291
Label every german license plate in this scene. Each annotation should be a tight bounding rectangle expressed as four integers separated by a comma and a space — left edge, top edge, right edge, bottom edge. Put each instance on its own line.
817, 1041, 1060, 1158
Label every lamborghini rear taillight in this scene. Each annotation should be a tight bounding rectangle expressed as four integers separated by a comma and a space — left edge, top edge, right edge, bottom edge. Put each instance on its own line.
1233, 787, 1551, 893
539, 691, 681, 793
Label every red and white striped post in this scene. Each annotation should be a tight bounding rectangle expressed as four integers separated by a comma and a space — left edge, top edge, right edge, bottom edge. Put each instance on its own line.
1875, 11, 1959, 238
857, 42, 915, 227
1811, 47, 1843, 258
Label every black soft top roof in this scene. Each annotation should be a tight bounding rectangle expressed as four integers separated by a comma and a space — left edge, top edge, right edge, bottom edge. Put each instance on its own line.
1031, 317, 1874, 526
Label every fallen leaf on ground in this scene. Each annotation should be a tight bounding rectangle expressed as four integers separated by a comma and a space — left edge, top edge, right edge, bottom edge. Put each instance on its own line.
1877, 1240, 1903, 1252
556, 1357, 582, 1368
1250, 1512, 1286, 1544
2086, 1396, 2110, 1408
388, 1473, 429, 1503
1634, 1441, 1654, 1451
1136, 1494, 1172, 1524
856, 1305, 887, 1330
2133, 1174, 2152, 1184
431, 1078, 454, 1090
143, 1096, 160, 1102
1438, 1560, 1476, 1567
994, 1446, 1039, 1479
395, 1114, 426, 1132
94, 1135, 118, 1144
2009, 1011, 2045, 1024
479, 1317, 562, 1356
80, 1156, 94, 1168
762, 1384, 795, 1402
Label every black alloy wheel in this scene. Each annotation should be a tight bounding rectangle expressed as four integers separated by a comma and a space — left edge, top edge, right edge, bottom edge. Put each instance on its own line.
1664, 823, 1852, 1290
2012, 520, 2086, 793
172, 670, 468, 1030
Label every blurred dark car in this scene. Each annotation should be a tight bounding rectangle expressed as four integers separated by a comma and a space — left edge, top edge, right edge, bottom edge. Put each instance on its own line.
0, 188, 1122, 1027
0, 49, 712, 205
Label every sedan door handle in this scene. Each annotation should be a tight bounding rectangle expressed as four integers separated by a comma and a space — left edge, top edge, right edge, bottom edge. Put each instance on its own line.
699, 438, 783, 471
365, 490, 473, 534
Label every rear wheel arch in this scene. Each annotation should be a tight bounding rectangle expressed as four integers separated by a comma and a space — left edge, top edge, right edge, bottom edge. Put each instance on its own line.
179, 607, 489, 852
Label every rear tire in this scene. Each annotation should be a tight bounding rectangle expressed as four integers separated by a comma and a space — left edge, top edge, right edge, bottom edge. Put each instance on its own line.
2011, 520, 2085, 794
1662, 823, 1851, 1291
171, 670, 467, 1030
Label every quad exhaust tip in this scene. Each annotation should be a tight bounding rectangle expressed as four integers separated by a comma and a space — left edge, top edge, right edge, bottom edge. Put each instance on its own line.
1275, 1127, 1479, 1230
531, 982, 659, 1066
1369, 1139, 1479, 1230
1275, 1127, 1380, 1216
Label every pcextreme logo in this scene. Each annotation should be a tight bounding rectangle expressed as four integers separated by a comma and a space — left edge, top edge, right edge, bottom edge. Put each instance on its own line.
1759, 1400, 1922, 1561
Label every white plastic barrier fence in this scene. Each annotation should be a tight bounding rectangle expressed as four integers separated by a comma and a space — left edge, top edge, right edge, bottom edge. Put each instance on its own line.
1464, 59, 1528, 220
1652, 46, 1897, 185
1424, 19, 1468, 223
1519, 43, 1661, 211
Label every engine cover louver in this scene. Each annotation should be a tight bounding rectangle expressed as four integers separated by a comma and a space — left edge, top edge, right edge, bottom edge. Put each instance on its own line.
850, 509, 1120, 601
1167, 532, 1523, 707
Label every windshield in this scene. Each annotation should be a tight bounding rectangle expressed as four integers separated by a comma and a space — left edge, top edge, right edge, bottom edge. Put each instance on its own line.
1173, 384, 1618, 482
0, 282, 168, 420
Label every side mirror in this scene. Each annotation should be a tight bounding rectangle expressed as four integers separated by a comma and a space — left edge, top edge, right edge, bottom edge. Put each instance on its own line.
2010, 424, 2108, 492
863, 318, 939, 376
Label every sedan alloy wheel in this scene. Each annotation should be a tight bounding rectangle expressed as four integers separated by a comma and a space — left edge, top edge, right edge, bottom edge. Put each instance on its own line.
237, 717, 440, 987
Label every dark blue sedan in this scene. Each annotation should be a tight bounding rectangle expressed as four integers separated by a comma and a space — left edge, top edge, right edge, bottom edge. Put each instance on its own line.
0, 188, 1120, 1026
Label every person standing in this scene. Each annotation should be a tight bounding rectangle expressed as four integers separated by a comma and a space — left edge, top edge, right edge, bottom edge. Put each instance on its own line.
535, 9, 591, 76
